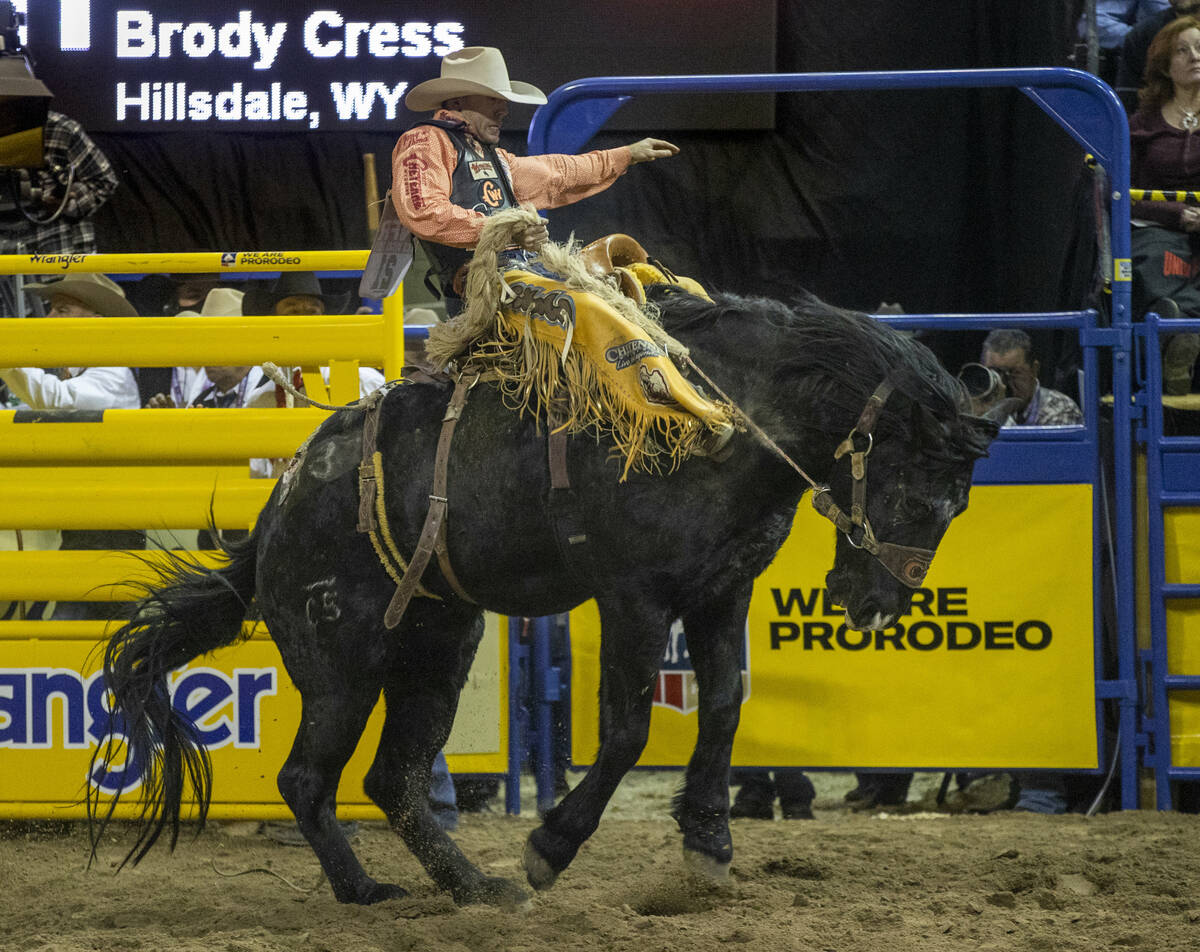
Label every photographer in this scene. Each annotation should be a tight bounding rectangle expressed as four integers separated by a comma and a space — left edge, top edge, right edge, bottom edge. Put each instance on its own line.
0, 108, 118, 262
0, 3, 118, 319
961, 329, 1083, 426
958, 329, 1082, 815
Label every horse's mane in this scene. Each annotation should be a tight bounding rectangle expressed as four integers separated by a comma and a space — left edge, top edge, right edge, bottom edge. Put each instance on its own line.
649, 285, 994, 463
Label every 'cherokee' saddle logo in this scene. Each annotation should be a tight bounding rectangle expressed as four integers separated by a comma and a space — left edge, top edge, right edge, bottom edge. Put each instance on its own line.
507, 282, 575, 331
605, 338, 664, 371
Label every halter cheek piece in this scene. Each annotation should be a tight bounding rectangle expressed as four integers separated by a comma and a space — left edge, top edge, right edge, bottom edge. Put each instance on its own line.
809, 381, 936, 589
679, 357, 939, 589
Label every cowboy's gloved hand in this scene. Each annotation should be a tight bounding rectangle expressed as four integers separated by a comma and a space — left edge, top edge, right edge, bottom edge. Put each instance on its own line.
628, 138, 680, 164
519, 221, 548, 251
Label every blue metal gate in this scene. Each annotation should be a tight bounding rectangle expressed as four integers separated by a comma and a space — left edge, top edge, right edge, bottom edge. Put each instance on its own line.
513, 67, 1144, 809
1138, 311, 1200, 808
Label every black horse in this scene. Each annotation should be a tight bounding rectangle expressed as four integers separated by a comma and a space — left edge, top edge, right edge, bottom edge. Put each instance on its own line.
89, 285, 999, 906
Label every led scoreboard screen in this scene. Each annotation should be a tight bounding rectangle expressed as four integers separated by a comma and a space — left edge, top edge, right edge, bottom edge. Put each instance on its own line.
22, 1, 777, 133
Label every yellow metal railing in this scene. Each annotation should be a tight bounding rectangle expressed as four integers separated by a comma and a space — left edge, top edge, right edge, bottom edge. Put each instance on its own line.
1, 247, 404, 598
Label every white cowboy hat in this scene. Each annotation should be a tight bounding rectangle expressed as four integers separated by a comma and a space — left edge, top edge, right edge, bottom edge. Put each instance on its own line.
405, 46, 547, 113
198, 286, 244, 317
25, 272, 139, 317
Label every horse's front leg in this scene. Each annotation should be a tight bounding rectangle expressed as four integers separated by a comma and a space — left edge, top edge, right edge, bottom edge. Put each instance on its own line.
523, 595, 672, 890
669, 582, 754, 881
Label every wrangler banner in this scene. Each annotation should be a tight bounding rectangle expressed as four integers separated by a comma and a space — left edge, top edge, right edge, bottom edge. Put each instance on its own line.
570, 484, 1098, 769
0, 615, 506, 820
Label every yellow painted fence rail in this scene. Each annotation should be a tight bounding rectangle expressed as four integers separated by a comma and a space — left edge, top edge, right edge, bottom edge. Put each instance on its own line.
0, 248, 515, 822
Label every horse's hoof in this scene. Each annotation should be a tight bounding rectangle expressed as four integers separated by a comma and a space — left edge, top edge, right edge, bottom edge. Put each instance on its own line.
523, 838, 560, 891
683, 848, 731, 883
340, 880, 409, 905
454, 875, 530, 909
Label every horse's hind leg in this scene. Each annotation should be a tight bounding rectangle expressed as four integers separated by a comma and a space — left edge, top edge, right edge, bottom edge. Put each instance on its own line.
277, 680, 399, 905
524, 596, 673, 890
671, 583, 755, 881
363, 601, 528, 907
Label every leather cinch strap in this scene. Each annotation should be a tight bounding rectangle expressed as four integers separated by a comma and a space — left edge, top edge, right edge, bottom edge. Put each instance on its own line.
382, 372, 480, 628
354, 373, 482, 631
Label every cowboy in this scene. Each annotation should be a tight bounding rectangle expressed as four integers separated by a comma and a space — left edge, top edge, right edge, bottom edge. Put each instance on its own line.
0, 272, 140, 410
143, 286, 248, 409
392, 46, 680, 312
0, 272, 143, 620
243, 271, 350, 317
244, 272, 384, 410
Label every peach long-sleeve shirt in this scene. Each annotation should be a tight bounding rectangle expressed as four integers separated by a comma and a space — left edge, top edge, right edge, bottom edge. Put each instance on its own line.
391, 110, 632, 249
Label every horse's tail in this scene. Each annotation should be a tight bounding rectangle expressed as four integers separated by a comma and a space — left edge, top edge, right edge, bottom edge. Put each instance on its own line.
87, 530, 259, 868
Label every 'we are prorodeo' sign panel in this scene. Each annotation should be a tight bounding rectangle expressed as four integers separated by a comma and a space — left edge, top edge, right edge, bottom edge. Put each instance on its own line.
571, 484, 1097, 769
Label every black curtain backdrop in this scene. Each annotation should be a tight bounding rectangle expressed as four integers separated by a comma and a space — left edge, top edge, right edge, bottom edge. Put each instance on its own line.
90, 0, 1094, 375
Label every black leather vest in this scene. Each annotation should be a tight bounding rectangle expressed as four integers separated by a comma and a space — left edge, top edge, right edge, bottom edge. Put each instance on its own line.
412, 119, 519, 296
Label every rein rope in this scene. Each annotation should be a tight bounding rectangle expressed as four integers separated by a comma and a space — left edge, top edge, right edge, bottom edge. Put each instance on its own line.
681, 355, 935, 589
261, 362, 359, 411
263, 351, 934, 591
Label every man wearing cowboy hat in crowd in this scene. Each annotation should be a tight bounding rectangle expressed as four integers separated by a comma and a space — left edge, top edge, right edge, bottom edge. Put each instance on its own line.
0, 273, 140, 410
242, 271, 350, 317
393, 46, 680, 311
241, 271, 384, 409
148, 277, 382, 417
0, 272, 143, 620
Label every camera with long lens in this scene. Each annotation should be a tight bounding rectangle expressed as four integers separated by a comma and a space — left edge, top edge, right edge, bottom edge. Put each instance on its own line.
958, 362, 1008, 414
0, 2, 51, 170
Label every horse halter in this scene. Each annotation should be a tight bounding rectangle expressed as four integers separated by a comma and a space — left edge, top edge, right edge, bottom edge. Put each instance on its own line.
810, 381, 936, 588
681, 358, 936, 588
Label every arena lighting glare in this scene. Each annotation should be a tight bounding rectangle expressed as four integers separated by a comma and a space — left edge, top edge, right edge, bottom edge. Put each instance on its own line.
0, 1, 50, 169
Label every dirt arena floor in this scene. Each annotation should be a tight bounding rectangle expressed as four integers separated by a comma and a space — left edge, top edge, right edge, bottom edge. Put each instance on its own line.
4, 771, 1200, 952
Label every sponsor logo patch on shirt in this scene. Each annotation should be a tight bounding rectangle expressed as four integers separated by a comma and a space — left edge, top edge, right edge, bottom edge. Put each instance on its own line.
468, 160, 498, 181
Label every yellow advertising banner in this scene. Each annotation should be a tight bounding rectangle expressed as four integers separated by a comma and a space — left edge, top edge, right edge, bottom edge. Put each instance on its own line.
1165, 507, 1200, 767
0, 615, 507, 820
571, 484, 1098, 769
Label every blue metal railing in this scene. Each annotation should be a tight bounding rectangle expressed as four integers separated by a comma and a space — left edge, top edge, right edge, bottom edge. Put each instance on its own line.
1138, 312, 1200, 807
526, 67, 1140, 809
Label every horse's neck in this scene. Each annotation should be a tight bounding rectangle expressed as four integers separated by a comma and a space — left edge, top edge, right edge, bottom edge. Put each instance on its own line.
684, 339, 839, 487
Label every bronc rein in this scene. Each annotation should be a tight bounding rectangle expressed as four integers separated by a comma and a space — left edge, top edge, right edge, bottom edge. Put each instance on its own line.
681, 357, 936, 589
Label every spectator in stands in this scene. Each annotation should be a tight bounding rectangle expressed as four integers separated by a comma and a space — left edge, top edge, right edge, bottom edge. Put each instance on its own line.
0, 273, 142, 619
1129, 15, 1200, 394
0, 110, 118, 315
1117, 0, 1200, 95
730, 769, 815, 820
979, 329, 1085, 424
243, 271, 350, 317
129, 275, 229, 404
980, 329, 1081, 813
151, 283, 384, 474
1080, 1, 1171, 87
242, 271, 385, 410
0, 273, 139, 410
392, 45, 678, 314
143, 286, 244, 410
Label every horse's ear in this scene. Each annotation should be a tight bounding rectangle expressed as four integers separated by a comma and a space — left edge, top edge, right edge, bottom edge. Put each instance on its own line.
910, 400, 999, 460
959, 413, 1001, 456
909, 400, 948, 445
